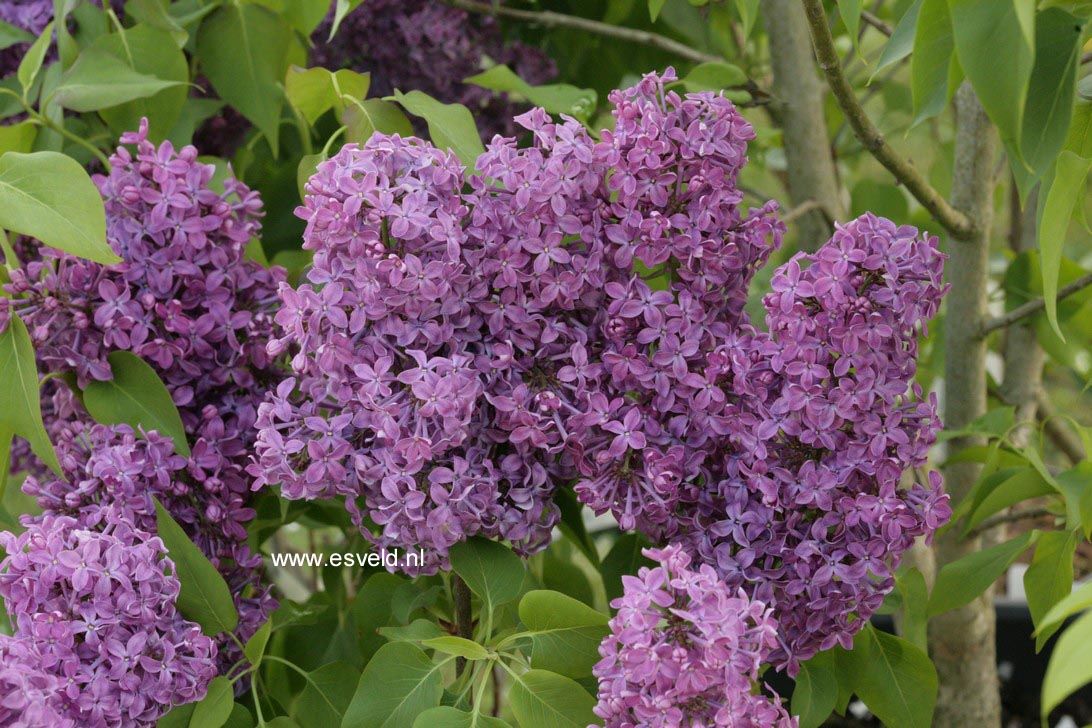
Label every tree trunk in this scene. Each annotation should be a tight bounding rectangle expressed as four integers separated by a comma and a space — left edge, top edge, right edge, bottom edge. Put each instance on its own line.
927, 83, 1001, 728
762, 0, 845, 249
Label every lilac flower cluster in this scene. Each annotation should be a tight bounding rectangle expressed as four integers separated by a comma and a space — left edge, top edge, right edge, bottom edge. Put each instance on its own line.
0, 510, 217, 727
2, 121, 284, 677
593, 545, 796, 727
671, 214, 951, 668
250, 69, 781, 572
253, 68, 950, 669
311, 0, 556, 140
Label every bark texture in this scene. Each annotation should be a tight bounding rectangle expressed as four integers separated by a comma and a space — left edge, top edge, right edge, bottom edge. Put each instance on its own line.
927, 83, 1001, 728
762, 0, 845, 249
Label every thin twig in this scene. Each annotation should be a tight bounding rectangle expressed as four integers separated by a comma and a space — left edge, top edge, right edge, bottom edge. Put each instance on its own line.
966, 507, 1054, 539
448, 0, 720, 64
448, 0, 771, 102
1035, 391, 1088, 464
799, 0, 976, 240
979, 270, 1092, 336
861, 10, 892, 37
782, 199, 831, 224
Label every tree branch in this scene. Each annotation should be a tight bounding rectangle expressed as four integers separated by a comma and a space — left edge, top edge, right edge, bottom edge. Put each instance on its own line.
966, 507, 1055, 539
861, 9, 892, 37
448, 0, 718, 64
979, 270, 1092, 336
799, 0, 976, 240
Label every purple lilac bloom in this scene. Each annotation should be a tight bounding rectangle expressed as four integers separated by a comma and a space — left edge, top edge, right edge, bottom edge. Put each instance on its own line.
0, 510, 218, 727
2, 119, 284, 672
311, 0, 556, 140
592, 545, 796, 727
252, 68, 950, 665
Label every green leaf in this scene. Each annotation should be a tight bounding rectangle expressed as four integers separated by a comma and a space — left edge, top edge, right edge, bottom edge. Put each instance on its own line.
243, 619, 272, 667
286, 66, 370, 125
1036, 578, 1092, 646
1025, 529, 1078, 649
419, 636, 490, 661
17, 21, 54, 93
189, 676, 234, 728
964, 467, 1054, 533
224, 704, 254, 728
126, 0, 189, 47
517, 590, 609, 679
0, 20, 34, 51
296, 662, 361, 728
53, 46, 185, 113
342, 642, 447, 728
1014, 8, 1084, 195
83, 350, 190, 456
329, 0, 366, 40
948, 0, 1035, 162
412, 707, 510, 728
928, 530, 1039, 617
649, 0, 668, 20
853, 626, 938, 728
733, 0, 760, 37
792, 649, 838, 728
464, 65, 597, 121
351, 572, 405, 661
678, 61, 748, 93
154, 498, 238, 635
343, 98, 414, 144
0, 314, 60, 474
911, 0, 958, 124
897, 567, 929, 652
600, 533, 653, 603
506, 669, 596, 728
298, 152, 326, 200
554, 487, 598, 567
392, 90, 484, 168
837, 0, 864, 56
449, 537, 525, 612
1042, 608, 1092, 719
197, 3, 292, 150
0, 151, 117, 264
872, 0, 922, 82
1038, 150, 1092, 338
95, 24, 190, 141
0, 122, 36, 156
378, 619, 446, 644
1065, 100, 1092, 158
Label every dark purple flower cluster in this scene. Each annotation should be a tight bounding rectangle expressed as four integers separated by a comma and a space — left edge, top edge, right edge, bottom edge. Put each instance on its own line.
593, 545, 795, 727
311, 0, 556, 140
0, 510, 217, 727
2, 120, 284, 680
253, 68, 949, 669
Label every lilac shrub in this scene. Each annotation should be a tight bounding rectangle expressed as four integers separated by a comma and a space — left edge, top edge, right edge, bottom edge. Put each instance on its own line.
593, 545, 795, 727
0, 510, 217, 727
1, 121, 284, 672
253, 68, 949, 671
